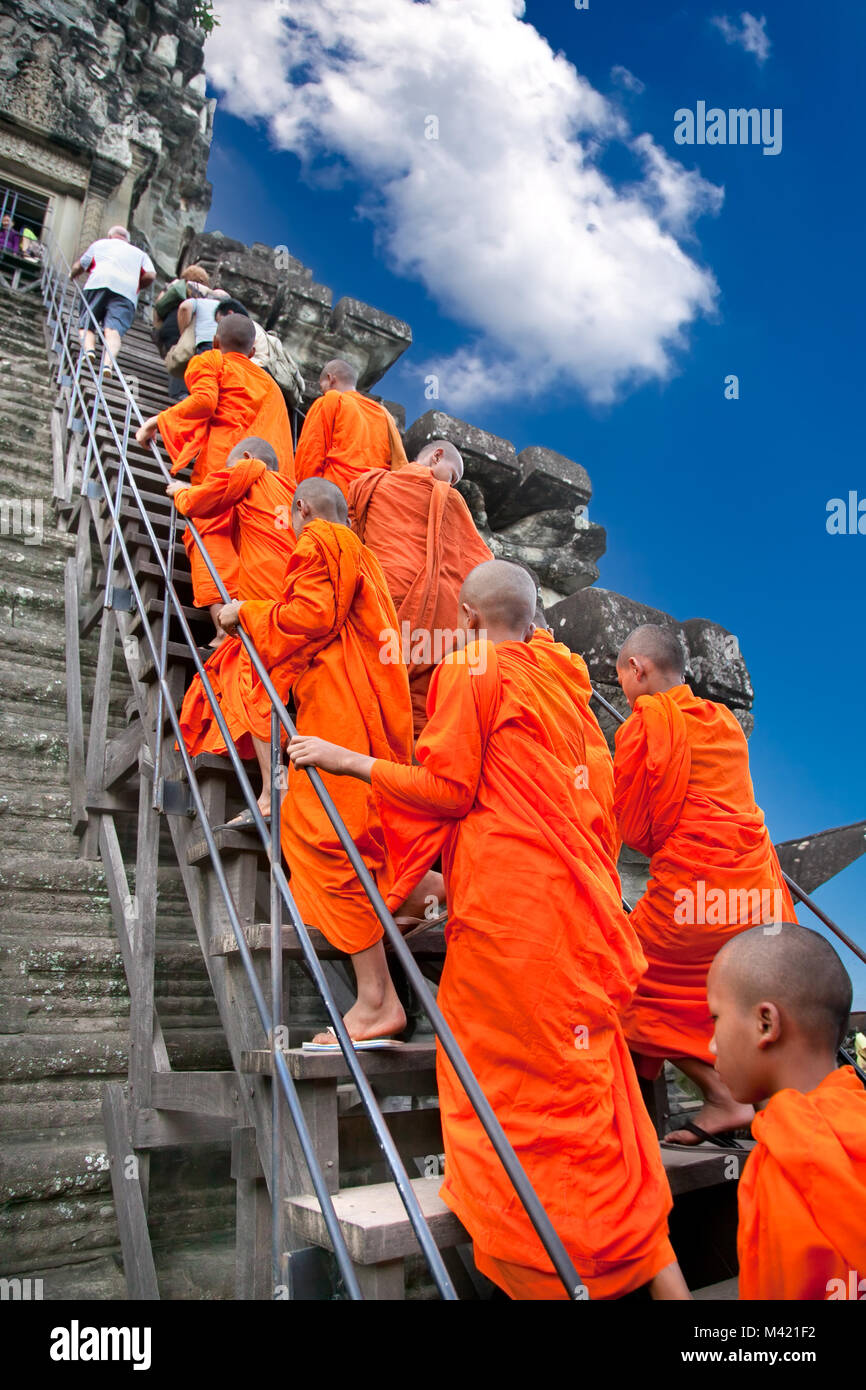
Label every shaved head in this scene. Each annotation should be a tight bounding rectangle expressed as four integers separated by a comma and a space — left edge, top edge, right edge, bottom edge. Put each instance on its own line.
320, 358, 358, 391
460, 560, 537, 637
417, 439, 464, 482
293, 477, 349, 525
216, 313, 256, 356
227, 436, 279, 471
714, 924, 853, 1051
618, 624, 685, 678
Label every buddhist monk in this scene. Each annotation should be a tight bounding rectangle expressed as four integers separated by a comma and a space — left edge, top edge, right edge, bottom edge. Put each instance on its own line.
167, 436, 297, 817
613, 624, 796, 1147
530, 607, 619, 863
135, 314, 294, 645
349, 439, 493, 736
288, 560, 689, 1301
708, 923, 865, 1299
218, 478, 424, 1041
294, 358, 407, 497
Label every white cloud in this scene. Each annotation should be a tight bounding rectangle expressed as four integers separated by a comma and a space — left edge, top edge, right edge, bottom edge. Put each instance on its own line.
710, 12, 771, 66
611, 64, 645, 95
205, 0, 722, 409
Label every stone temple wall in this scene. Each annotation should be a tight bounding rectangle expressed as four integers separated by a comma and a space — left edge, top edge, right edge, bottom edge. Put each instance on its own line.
0, 0, 213, 273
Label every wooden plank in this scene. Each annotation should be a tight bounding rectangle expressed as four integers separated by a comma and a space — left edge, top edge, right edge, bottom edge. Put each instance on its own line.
133, 1108, 235, 1149
661, 1141, 752, 1195
99, 816, 171, 1072
129, 763, 163, 1110
187, 827, 270, 865
50, 406, 67, 500
84, 610, 116, 795
285, 1176, 467, 1265
101, 1083, 160, 1299
150, 1071, 242, 1119
233, 1127, 272, 1300
103, 718, 145, 789
242, 1042, 437, 1082
63, 558, 87, 832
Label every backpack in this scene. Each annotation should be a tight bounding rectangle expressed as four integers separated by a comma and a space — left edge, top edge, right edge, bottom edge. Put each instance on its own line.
252, 323, 305, 406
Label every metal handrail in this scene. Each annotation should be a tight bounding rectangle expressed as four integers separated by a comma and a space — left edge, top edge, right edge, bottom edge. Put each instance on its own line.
590, 689, 866, 967
42, 243, 586, 1300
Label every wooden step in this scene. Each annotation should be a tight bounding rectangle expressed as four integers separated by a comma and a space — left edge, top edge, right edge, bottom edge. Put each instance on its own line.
242, 1041, 437, 1081
210, 921, 446, 961
661, 1140, 753, 1196
186, 823, 271, 865
285, 1176, 466, 1265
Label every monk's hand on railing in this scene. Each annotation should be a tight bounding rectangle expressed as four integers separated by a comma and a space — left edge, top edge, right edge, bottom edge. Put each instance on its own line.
135, 415, 160, 446
218, 600, 243, 634
288, 736, 375, 783
165, 480, 184, 499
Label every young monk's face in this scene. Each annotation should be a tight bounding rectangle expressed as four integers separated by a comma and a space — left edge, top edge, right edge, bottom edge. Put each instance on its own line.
707, 960, 771, 1106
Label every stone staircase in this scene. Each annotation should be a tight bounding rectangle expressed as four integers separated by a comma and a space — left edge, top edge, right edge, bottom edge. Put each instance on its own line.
0, 286, 235, 1298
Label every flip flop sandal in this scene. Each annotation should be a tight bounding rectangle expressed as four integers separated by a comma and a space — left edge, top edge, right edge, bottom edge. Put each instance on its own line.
302, 1027, 405, 1052
401, 912, 448, 941
661, 1120, 744, 1150
214, 808, 269, 832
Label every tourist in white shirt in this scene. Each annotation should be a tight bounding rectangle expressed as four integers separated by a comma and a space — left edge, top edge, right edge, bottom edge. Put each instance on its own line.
71, 225, 156, 374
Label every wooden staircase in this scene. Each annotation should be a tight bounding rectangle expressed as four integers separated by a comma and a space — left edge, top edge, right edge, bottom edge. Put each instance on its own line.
40, 275, 744, 1301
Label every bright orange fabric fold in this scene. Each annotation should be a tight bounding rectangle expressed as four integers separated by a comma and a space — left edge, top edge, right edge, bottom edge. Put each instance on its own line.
614, 685, 795, 1070
157, 350, 294, 606
177, 458, 298, 756
370, 639, 673, 1299
737, 1067, 866, 1300
349, 462, 493, 735
294, 390, 407, 498
239, 520, 413, 954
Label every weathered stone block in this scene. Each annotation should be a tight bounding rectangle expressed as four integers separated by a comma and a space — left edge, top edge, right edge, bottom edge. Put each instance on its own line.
491, 445, 592, 527
547, 587, 689, 685
681, 617, 753, 708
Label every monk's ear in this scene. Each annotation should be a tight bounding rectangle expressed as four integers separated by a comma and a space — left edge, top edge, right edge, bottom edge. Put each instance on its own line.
524, 622, 536, 644
755, 1000, 782, 1048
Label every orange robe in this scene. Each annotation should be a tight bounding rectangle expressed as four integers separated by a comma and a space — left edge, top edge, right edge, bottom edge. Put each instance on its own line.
239, 521, 414, 953
294, 390, 407, 497
175, 458, 298, 758
614, 684, 795, 1076
530, 628, 619, 861
157, 350, 294, 606
370, 638, 674, 1300
349, 462, 493, 735
737, 1067, 866, 1300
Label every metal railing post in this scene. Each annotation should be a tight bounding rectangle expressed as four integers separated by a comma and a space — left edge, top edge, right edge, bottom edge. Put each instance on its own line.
270, 708, 284, 1297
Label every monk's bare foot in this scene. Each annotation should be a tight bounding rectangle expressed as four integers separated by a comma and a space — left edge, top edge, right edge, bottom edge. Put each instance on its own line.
310, 998, 406, 1046
664, 1098, 754, 1146
209, 630, 228, 649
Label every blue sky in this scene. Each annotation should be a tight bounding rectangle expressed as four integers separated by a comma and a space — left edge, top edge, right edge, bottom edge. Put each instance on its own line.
203, 0, 864, 1002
